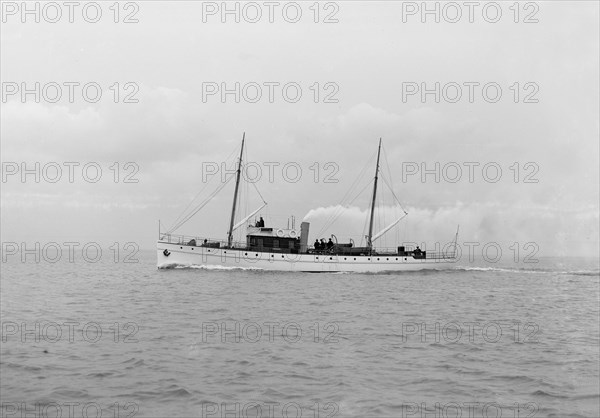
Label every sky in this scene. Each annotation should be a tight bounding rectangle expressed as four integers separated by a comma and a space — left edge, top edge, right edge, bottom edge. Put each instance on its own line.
1, 1, 599, 258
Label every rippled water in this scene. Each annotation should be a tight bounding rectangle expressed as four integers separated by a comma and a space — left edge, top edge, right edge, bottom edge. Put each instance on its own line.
1, 253, 598, 417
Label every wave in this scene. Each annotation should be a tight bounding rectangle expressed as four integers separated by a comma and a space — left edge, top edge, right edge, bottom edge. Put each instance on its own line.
159, 263, 265, 271
158, 262, 599, 276
456, 266, 542, 274
568, 270, 600, 277
455, 266, 600, 276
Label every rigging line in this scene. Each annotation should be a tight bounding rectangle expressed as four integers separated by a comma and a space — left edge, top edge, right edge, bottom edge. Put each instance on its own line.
325, 150, 375, 214
251, 176, 267, 204
244, 143, 250, 216
317, 178, 374, 238
237, 160, 267, 205
241, 142, 254, 242
168, 185, 226, 234
169, 166, 235, 233
339, 150, 377, 205
360, 197, 370, 247
167, 175, 233, 234
318, 176, 375, 236
381, 143, 395, 192
382, 180, 386, 247
168, 146, 239, 231
168, 177, 214, 233
380, 144, 405, 216
315, 151, 376, 237
380, 172, 407, 212
346, 178, 375, 206
376, 184, 382, 247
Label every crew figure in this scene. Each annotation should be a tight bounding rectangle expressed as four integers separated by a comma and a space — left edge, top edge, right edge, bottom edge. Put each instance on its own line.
320, 239, 326, 250
258, 217, 265, 227
314, 239, 320, 250
327, 238, 334, 249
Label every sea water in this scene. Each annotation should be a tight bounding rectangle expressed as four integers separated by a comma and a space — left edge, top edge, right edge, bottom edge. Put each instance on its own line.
1, 252, 598, 417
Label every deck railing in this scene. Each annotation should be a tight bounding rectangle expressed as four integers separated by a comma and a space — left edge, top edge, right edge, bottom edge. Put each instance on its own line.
158, 233, 457, 259
158, 233, 243, 249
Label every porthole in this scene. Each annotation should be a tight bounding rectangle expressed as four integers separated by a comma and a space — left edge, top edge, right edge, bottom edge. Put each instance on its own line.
395, 258, 398, 261
281, 255, 284, 258
344, 257, 347, 260
354, 258, 356, 260
404, 258, 407, 261
377, 258, 380, 261
271, 255, 274, 257
255, 254, 258, 257
330, 257, 333, 260
245, 253, 248, 256
386, 258, 389, 261
180, 247, 183, 249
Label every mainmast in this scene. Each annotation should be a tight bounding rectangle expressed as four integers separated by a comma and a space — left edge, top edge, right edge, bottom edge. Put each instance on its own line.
227, 133, 245, 248
367, 138, 382, 251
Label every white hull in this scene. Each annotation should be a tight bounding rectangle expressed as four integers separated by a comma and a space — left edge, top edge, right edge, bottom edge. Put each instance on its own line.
157, 241, 456, 273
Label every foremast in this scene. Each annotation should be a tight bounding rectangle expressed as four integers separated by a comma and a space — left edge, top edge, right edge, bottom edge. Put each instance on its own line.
227, 133, 245, 248
366, 138, 382, 252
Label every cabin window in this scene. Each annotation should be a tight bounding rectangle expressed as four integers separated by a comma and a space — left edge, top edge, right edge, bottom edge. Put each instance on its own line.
273, 240, 279, 248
